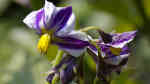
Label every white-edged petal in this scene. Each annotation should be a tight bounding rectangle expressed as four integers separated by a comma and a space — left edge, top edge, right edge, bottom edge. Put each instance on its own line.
111, 31, 137, 48
60, 31, 89, 57
60, 48, 87, 57
44, 0, 56, 25
23, 9, 42, 29
104, 53, 129, 65
56, 13, 75, 36
66, 31, 89, 41
23, 0, 56, 31
111, 39, 133, 48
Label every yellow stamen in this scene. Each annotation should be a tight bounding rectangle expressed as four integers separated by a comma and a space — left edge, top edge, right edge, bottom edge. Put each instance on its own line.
109, 47, 122, 55
37, 33, 51, 54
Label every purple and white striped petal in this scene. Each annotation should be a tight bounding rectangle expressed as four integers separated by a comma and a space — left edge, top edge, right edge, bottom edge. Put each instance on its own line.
100, 44, 115, 58
46, 55, 78, 84
60, 57, 77, 84
23, 1, 57, 34
88, 44, 98, 56
54, 37, 89, 57
60, 48, 87, 57
23, 9, 44, 33
53, 31, 90, 57
43, 0, 56, 29
111, 31, 137, 48
49, 6, 75, 36
89, 43, 130, 65
104, 52, 129, 65
23, 0, 74, 35
55, 10, 75, 36
100, 44, 130, 65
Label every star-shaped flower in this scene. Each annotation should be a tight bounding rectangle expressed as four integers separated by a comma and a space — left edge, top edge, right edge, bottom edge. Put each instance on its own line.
23, 0, 89, 57
87, 30, 136, 83
89, 30, 136, 65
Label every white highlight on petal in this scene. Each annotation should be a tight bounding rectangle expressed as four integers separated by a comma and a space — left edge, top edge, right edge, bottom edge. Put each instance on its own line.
111, 39, 133, 48
104, 53, 129, 65
44, 0, 56, 25
61, 48, 87, 57
59, 31, 89, 57
67, 31, 89, 41
56, 13, 75, 36
88, 46, 98, 56
39, 16, 45, 29
23, 9, 42, 29
23, 0, 56, 30
111, 31, 137, 48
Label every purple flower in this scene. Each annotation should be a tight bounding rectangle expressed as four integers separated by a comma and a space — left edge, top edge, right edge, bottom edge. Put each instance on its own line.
89, 30, 136, 65
23, 0, 89, 57
46, 55, 78, 84
87, 30, 136, 83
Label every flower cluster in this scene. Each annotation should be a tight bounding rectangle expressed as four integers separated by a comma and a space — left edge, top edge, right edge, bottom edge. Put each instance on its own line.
23, 0, 136, 84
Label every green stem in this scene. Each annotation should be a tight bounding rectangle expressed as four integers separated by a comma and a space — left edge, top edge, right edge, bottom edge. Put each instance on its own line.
79, 78, 84, 84
79, 26, 100, 32
52, 50, 64, 67
52, 74, 59, 84
77, 54, 84, 84
94, 76, 110, 84
134, 0, 149, 23
94, 77, 99, 84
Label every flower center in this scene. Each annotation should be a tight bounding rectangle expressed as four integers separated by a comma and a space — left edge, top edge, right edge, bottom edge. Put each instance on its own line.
109, 47, 122, 55
37, 33, 51, 54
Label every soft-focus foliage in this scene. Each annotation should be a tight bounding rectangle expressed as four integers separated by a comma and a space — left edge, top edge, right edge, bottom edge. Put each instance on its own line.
0, 0, 150, 84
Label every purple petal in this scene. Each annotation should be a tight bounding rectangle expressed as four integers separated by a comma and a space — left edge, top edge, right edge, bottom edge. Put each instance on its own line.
55, 13, 75, 37
23, 0, 56, 34
54, 55, 75, 70
35, 9, 44, 33
111, 31, 137, 48
98, 29, 113, 43
23, 1, 74, 35
97, 43, 130, 65
99, 44, 130, 58
99, 44, 115, 58
120, 46, 130, 55
46, 56, 76, 84
88, 44, 98, 55
53, 36, 89, 49
60, 57, 77, 84
23, 9, 44, 33
60, 65, 75, 84
89, 44, 97, 52
49, 6, 72, 32
87, 46, 99, 64
52, 35, 89, 57
43, 1, 56, 29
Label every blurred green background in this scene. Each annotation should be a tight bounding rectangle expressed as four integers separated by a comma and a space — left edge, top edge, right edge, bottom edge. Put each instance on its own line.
0, 0, 150, 84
